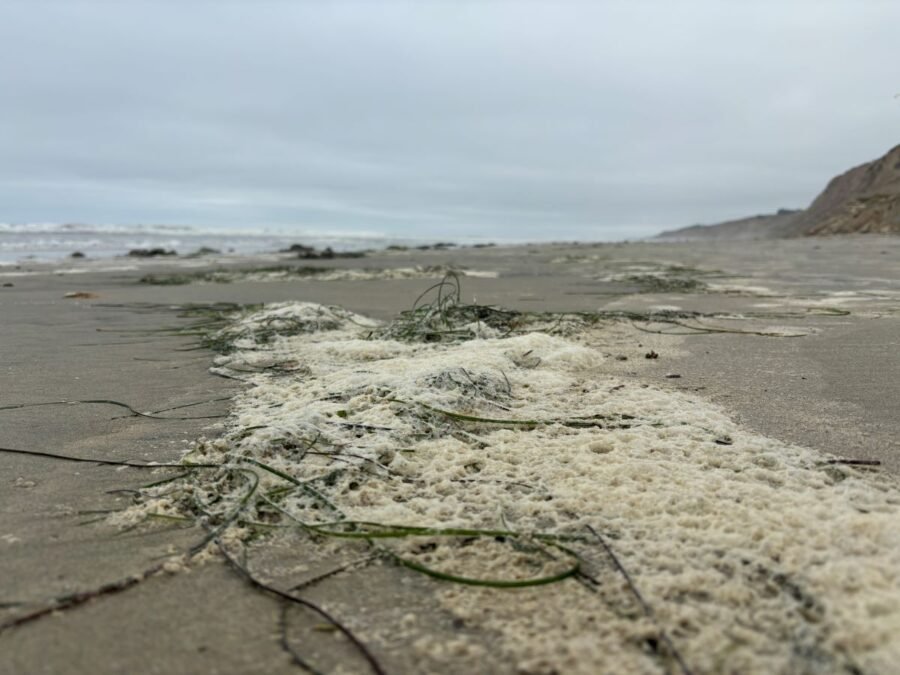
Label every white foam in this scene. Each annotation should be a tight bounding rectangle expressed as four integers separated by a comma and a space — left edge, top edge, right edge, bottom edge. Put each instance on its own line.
123, 302, 900, 673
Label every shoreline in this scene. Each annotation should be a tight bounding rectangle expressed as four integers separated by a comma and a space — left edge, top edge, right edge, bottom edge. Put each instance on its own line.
0, 224, 543, 267
2, 236, 898, 673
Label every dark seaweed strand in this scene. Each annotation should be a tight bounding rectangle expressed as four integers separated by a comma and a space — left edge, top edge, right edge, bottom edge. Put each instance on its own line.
0, 399, 225, 420
0, 563, 168, 634
279, 602, 327, 675
586, 525, 694, 675
0, 445, 218, 469
217, 541, 387, 675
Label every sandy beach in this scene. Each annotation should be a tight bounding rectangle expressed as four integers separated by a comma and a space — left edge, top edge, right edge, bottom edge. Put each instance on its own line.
2, 236, 899, 674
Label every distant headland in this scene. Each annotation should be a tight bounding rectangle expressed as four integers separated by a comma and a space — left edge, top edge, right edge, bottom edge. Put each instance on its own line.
659, 144, 900, 239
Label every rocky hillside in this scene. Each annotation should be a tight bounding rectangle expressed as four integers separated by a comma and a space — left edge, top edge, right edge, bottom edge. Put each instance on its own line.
790, 144, 900, 235
656, 208, 801, 241
659, 144, 900, 239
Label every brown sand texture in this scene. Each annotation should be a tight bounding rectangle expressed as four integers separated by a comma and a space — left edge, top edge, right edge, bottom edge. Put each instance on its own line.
1, 235, 899, 674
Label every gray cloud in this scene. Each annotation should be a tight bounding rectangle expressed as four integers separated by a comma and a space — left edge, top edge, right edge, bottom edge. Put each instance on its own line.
1, 0, 898, 239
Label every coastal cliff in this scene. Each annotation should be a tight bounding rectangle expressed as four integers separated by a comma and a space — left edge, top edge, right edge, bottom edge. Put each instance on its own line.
659, 144, 900, 239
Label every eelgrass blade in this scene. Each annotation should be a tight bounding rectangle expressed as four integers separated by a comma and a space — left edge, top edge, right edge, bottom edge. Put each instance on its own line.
217, 541, 386, 675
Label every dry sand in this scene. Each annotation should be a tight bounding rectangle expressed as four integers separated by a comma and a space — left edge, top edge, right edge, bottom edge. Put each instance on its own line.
1, 235, 898, 674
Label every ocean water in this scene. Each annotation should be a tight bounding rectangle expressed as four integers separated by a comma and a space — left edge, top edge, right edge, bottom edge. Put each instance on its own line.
0, 223, 450, 264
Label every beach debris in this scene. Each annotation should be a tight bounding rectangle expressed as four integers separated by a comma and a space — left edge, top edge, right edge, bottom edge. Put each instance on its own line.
382, 242, 462, 252
645, 349, 659, 359
209, 301, 378, 351
63, 291, 99, 299
137, 264, 496, 286
621, 273, 708, 293
555, 259, 722, 293
6, 278, 898, 674
0, 444, 217, 469
415, 242, 455, 250
371, 272, 538, 343
280, 243, 316, 255
0, 555, 199, 637
2, 282, 13, 288
184, 246, 220, 258
586, 524, 694, 675
87, 283, 899, 674
127, 247, 177, 257
635, 317, 811, 338
70, 251, 85, 258
552, 258, 796, 299
280, 243, 367, 259
217, 542, 386, 675
137, 274, 195, 285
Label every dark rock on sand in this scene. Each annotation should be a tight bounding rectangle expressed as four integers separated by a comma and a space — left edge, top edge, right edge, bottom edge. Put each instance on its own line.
185, 247, 221, 258
280, 244, 366, 259
127, 248, 177, 257
415, 242, 456, 251
280, 243, 317, 255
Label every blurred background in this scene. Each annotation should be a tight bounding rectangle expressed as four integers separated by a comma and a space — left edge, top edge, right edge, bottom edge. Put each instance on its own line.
1, 0, 898, 259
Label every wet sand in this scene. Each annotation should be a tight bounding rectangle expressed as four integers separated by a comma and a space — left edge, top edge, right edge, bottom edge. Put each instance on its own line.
1, 235, 898, 673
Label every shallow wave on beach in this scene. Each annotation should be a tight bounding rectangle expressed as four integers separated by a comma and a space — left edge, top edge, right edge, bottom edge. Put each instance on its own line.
0, 222, 420, 263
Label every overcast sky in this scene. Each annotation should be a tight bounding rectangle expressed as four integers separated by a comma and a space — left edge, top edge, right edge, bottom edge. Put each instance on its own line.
0, 1, 897, 240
